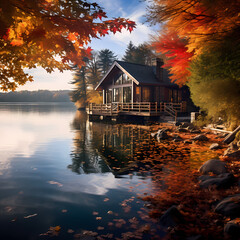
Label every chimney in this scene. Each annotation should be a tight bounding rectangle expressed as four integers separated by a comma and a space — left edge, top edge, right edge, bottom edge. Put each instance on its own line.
152, 58, 164, 82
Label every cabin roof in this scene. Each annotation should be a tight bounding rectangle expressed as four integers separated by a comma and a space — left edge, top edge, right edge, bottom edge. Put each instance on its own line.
95, 60, 175, 91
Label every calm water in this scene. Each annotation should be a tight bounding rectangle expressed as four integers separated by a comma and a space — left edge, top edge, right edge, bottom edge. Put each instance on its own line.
0, 103, 156, 240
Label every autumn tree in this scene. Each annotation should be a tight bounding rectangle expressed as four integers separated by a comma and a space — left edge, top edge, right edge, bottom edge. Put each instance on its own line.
98, 49, 117, 75
148, 0, 240, 85
0, 0, 135, 91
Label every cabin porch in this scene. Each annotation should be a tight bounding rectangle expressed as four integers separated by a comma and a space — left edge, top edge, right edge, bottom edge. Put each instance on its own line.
87, 101, 187, 121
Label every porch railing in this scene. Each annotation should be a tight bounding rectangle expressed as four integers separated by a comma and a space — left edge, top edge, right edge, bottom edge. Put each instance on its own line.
89, 101, 187, 117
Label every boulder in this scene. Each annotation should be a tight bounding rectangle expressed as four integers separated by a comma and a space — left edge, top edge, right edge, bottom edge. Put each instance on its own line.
199, 173, 235, 189
192, 134, 209, 141
159, 205, 184, 228
157, 129, 169, 141
178, 128, 188, 133
215, 194, 240, 218
224, 220, 240, 239
199, 159, 227, 175
209, 143, 221, 150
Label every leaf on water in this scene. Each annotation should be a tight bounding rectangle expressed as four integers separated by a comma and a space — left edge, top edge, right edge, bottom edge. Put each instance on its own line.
107, 211, 113, 214
96, 217, 102, 220
61, 209, 67, 213
48, 181, 63, 187
24, 213, 37, 219
97, 226, 104, 230
54, 226, 61, 232
92, 211, 99, 215
103, 198, 109, 202
67, 229, 74, 233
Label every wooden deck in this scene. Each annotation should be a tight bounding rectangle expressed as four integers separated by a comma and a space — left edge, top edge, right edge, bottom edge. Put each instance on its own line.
87, 102, 187, 120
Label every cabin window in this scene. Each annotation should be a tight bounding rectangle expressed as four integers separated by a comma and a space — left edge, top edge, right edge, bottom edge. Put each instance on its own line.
106, 89, 112, 103
135, 86, 141, 102
122, 73, 131, 84
113, 88, 122, 102
114, 73, 122, 85
123, 87, 132, 103
142, 86, 151, 102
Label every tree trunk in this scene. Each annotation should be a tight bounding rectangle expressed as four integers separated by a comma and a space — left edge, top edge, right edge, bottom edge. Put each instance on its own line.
223, 125, 240, 144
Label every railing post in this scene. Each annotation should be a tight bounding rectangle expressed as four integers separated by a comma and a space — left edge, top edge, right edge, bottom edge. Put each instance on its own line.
149, 102, 151, 113
110, 103, 112, 115
139, 103, 140, 112
155, 102, 157, 112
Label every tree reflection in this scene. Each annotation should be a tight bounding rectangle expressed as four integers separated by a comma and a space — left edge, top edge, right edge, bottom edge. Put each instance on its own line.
69, 110, 110, 174
70, 111, 153, 177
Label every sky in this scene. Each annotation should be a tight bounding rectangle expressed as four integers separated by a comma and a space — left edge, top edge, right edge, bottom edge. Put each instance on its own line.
17, 0, 155, 91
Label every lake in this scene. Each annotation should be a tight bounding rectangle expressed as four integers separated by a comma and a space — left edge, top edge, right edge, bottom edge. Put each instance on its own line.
0, 103, 160, 240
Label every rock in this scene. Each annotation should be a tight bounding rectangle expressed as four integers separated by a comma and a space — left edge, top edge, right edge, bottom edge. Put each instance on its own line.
199, 173, 235, 189
184, 140, 192, 144
175, 121, 182, 126
159, 205, 184, 228
157, 129, 169, 141
172, 135, 183, 142
215, 194, 240, 218
224, 220, 240, 238
199, 159, 227, 175
178, 128, 188, 133
192, 134, 208, 141
209, 143, 221, 150
224, 150, 240, 159
237, 141, 240, 148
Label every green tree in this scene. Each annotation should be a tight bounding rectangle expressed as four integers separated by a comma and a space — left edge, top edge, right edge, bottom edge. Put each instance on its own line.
122, 42, 155, 65
188, 33, 240, 127
70, 64, 88, 109
122, 41, 136, 63
98, 49, 117, 74
87, 51, 102, 85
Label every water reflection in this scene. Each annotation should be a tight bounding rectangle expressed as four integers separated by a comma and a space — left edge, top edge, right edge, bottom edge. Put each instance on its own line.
69, 111, 110, 174
70, 111, 152, 177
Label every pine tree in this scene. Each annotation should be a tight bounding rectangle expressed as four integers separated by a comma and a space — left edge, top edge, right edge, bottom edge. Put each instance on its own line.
98, 49, 118, 74
70, 64, 88, 109
122, 41, 136, 63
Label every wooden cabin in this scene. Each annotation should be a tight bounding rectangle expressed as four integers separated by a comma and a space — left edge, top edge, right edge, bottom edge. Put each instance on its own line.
88, 58, 189, 121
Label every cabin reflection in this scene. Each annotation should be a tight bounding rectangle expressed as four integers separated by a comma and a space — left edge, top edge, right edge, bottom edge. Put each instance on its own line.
70, 111, 151, 176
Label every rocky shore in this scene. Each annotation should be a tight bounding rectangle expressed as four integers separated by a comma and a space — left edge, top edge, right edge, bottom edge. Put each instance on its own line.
146, 122, 240, 240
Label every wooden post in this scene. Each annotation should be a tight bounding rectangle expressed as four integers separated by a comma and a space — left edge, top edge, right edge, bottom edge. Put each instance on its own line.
110, 103, 112, 115
155, 102, 157, 112
149, 102, 151, 113
139, 103, 140, 112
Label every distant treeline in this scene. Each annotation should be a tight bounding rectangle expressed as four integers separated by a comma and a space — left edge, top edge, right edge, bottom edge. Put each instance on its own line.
0, 90, 71, 102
